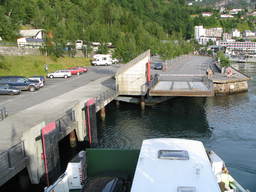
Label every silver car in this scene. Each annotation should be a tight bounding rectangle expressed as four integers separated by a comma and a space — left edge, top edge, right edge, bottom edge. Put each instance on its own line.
47, 70, 72, 79
0, 84, 21, 95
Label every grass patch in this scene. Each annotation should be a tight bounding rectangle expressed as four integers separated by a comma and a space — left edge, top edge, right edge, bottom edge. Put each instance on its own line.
0, 56, 90, 77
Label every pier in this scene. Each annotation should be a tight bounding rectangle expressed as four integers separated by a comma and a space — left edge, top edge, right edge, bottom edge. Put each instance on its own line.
149, 55, 214, 97
0, 50, 250, 188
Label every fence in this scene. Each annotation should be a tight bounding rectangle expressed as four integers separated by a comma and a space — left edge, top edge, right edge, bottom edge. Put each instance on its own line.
0, 141, 27, 186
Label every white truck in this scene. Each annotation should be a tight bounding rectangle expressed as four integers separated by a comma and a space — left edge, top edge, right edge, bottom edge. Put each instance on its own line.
91, 54, 114, 66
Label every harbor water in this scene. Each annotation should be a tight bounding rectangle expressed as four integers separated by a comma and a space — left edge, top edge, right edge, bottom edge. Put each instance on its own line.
97, 62, 256, 191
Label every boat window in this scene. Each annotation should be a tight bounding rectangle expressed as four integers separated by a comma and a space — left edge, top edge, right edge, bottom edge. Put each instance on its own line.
177, 186, 196, 192
158, 150, 189, 160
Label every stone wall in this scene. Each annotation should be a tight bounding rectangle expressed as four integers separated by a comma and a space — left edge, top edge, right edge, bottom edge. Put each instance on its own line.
214, 81, 248, 95
0, 46, 41, 56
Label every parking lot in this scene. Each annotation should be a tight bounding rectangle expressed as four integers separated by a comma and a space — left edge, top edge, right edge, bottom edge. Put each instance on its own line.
0, 65, 119, 116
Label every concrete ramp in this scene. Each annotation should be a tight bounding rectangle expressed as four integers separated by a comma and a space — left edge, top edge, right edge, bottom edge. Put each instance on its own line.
149, 75, 214, 97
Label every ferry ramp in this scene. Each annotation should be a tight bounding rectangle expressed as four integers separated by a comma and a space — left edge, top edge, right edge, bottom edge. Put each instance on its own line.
149, 55, 214, 97
149, 74, 214, 97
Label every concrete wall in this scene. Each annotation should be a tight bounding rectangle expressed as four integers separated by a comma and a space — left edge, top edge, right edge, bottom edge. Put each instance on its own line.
0, 46, 41, 56
21, 103, 86, 184
116, 50, 150, 96
22, 122, 45, 184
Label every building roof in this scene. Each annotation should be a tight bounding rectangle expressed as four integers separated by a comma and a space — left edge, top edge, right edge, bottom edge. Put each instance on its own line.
131, 138, 221, 192
19, 29, 44, 38
26, 38, 44, 42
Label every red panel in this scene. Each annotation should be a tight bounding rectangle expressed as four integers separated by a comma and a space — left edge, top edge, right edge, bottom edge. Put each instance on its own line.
86, 99, 95, 144
147, 61, 151, 82
42, 122, 56, 135
41, 122, 56, 186
86, 98, 95, 107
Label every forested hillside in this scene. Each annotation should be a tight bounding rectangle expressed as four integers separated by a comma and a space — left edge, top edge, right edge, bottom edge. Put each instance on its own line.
0, 0, 194, 61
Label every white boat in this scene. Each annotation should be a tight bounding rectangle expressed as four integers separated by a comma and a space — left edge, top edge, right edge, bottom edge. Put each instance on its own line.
131, 138, 249, 192
44, 138, 249, 192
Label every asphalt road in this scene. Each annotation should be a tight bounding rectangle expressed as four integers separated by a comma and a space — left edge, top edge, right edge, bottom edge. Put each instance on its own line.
0, 65, 119, 116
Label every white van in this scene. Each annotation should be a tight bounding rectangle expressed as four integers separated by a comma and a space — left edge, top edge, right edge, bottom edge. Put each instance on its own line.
91, 54, 113, 66
75, 40, 83, 50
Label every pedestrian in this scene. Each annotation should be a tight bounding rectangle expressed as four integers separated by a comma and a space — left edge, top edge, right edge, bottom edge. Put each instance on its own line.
218, 167, 234, 192
206, 68, 213, 79
44, 64, 48, 72
226, 67, 233, 78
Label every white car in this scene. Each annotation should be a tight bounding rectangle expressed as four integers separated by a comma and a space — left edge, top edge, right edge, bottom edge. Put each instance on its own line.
47, 70, 72, 79
28, 77, 45, 87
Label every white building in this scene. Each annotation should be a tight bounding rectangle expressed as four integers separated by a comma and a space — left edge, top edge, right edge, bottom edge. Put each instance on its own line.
218, 41, 256, 55
0, 36, 2, 41
232, 29, 241, 38
17, 29, 45, 48
243, 30, 255, 37
220, 14, 234, 18
19, 29, 44, 39
194, 26, 223, 45
194, 26, 205, 41
229, 8, 243, 15
223, 33, 232, 40
202, 12, 213, 17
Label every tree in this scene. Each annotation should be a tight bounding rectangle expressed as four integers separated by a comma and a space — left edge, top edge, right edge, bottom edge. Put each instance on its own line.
217, 51, 230, 68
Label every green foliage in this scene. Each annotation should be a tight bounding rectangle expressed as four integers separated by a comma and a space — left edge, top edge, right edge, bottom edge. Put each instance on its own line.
0, 0, 196, 61
217, 51, 230, 68
0, 55, 90, 76
97, 44, 108, 54
0, 55, 9, 70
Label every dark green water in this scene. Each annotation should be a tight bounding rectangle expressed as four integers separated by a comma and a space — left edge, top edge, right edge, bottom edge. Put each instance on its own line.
98, 63, 256, 191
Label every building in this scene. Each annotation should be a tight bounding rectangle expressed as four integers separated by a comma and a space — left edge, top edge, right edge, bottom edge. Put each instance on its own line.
232, 29, 241, 38
247, 11, 256, 16
0, 37, 2, 41
229, 8, 243, 15
218, 41, 256, 55
194, 26, 223, 45
202, 12, 213, 17
243, 30, 255, 38
17, 29, 45, 48
223, 33, 232, 40
220, 14, 234, 18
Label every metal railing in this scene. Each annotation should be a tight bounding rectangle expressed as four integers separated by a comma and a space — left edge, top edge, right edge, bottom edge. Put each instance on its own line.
148, 74, 159, 89
0, 141, 26, 171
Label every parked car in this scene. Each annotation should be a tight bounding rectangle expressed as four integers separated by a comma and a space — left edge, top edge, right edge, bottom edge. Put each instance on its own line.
112, 58, 119, 64
47, 70, 72, 79
0, 76, 40, 92
29, 76, 46, 87
152, 62, 163, 70
0, 84, 21, 95
67, 67, 87, 75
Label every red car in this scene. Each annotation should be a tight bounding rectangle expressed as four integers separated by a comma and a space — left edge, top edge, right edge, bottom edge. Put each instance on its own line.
67, 67, 88, 75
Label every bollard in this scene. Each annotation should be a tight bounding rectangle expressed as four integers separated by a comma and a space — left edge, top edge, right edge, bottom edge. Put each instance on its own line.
69, 130, 77, 148
100, 107, 106, 121
116, 100, 120, 107
140, 96, 145, 110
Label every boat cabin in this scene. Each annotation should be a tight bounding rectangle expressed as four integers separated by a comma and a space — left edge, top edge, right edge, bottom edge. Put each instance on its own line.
131, 138, 221, 192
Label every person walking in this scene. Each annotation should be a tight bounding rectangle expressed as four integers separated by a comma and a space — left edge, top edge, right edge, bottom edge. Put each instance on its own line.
44, 64, 48, 72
